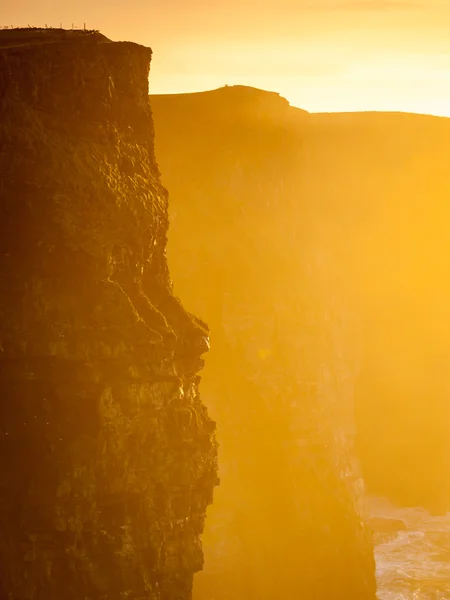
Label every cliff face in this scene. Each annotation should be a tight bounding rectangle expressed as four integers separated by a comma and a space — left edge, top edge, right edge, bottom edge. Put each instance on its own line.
301, 111, 450, 514
152, 86, 450, 521
151, 86, 377, 599
0, 29, 218, 599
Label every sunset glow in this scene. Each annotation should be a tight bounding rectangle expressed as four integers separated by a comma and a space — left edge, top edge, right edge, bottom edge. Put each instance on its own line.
3, 0, 450, 117
2, 2, 450, 598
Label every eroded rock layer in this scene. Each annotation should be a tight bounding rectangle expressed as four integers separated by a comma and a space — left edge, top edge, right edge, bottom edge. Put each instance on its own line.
151, 86, 377, 599
0, 29, 218, 600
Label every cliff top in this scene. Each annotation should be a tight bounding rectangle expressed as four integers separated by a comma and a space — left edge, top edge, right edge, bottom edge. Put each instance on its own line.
151, 85, 309, 126
312, 109, 450, 124
0, 27, 113, 49
152, 84, 290, 103
152, 85, 450, 124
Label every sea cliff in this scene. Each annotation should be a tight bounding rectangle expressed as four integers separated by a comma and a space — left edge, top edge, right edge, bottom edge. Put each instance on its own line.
151, 86, 377, 599
0, 29, 218, 599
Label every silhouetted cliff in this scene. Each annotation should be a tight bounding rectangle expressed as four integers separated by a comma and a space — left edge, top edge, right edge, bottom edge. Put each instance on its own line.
151, 86, 377, 599
152, 86, 450, 520
0, 29, 218, 599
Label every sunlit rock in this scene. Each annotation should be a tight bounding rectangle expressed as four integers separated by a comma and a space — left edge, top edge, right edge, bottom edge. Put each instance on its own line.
151, 85, 377, 600
156, 87, 450, 517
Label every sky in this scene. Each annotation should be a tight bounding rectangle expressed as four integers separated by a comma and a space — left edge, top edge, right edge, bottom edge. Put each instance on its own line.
3, 0, 450, 116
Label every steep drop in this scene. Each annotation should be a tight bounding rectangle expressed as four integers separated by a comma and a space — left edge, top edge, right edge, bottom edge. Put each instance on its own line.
151, 86, 377, 599
0, 29, 218, 599
153, 87, 450, 517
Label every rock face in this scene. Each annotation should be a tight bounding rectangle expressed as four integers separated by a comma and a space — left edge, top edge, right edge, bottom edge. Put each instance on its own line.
304, 111, 450, 514
0, 29, 218, 599
151, 86, 377, 599
153, 87, 450, 518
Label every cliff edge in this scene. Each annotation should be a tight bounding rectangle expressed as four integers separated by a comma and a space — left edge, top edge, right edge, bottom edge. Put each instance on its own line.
0, 29, 218, 599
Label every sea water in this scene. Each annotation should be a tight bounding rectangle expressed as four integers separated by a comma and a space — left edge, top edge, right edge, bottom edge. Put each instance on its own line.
370, 497, 450, 599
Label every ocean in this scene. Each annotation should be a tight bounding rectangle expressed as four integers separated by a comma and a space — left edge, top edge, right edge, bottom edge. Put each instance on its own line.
370, 497, 450, 599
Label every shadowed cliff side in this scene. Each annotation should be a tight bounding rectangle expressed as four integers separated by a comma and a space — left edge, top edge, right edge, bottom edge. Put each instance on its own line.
151, 86, 377, 599
0, 29, 218, 599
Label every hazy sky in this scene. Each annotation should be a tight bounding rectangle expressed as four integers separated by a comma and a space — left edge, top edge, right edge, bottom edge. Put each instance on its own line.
3, 0, 450, 115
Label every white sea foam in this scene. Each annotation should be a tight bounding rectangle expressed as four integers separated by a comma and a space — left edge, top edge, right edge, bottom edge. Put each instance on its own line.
370, 497, 450, 600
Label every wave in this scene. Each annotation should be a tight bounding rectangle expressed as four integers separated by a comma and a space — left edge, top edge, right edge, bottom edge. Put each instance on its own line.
369, 497, 450, 600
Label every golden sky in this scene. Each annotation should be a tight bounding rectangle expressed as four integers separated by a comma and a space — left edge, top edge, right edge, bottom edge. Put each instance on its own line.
4, 0, 450, 116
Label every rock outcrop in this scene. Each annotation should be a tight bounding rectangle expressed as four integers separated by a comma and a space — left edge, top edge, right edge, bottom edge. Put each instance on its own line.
368, 517, 407, 544
153, 87, 450, 519
151, 86, 377, 599
0, 29, 218, 599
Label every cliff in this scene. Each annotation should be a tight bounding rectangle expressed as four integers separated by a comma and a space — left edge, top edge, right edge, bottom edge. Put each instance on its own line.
151, 86, 377, 599
0, 29, 218, 599
304, 110, 450, 514
151, 86, 450, 520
